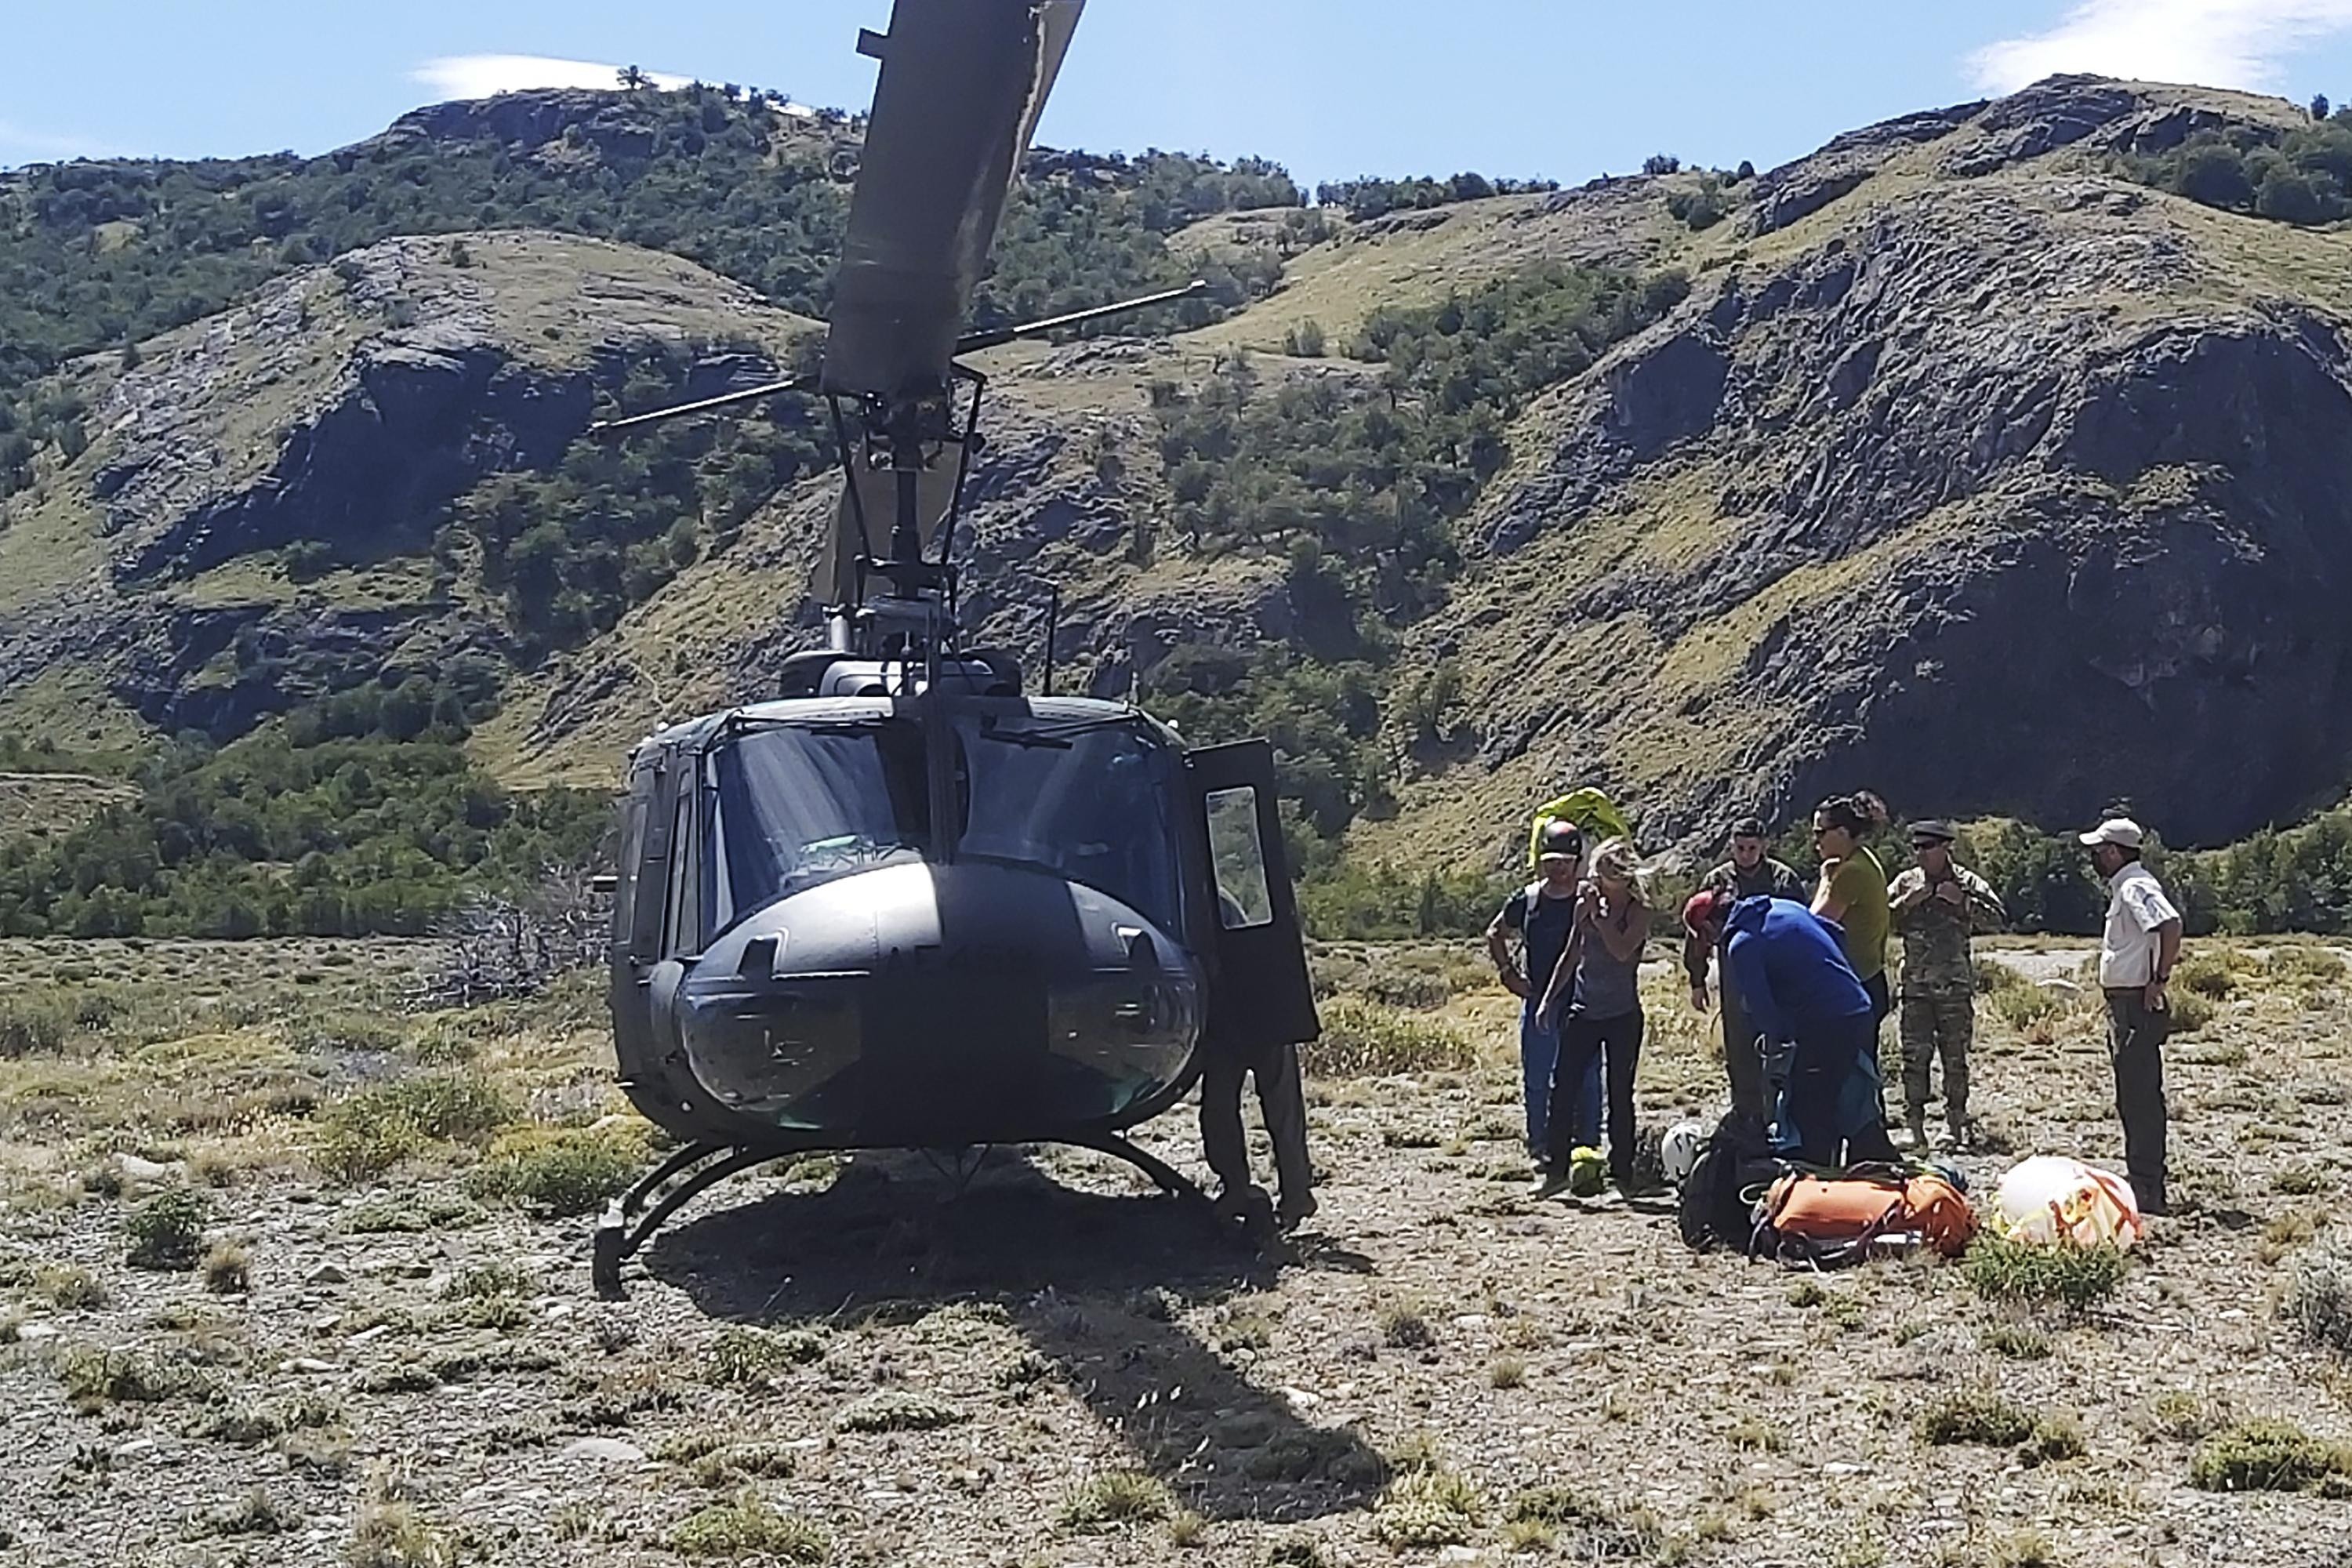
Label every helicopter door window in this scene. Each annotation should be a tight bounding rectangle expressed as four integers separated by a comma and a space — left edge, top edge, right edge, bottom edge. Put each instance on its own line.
662, 786, 699, 956
1203, 786, 1275, 930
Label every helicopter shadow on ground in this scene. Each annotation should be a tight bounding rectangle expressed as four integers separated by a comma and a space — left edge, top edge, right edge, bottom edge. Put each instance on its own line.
647, 1147, 1392, 1523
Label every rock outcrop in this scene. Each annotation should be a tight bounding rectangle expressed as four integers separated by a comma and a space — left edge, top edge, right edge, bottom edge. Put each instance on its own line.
1414, 77, 2352, 854
0, 231, 814, 739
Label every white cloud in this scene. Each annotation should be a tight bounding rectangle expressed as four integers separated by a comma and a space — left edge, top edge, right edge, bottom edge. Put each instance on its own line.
411, 54, 696, 101
1969, 0, 2352, 94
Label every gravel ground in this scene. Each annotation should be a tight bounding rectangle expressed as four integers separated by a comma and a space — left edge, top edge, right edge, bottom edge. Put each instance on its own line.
2, 938, 2350, 1566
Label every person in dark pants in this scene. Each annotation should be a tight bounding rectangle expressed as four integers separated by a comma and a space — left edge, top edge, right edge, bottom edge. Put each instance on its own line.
1486, 821, 1602, 1163
1682, 818, 1806, 1117
1719, 893, 1899, 1168
1534, 838, 1652, 1197
2081, 815, 2182, 1216
1201, 1033, 1315, 1231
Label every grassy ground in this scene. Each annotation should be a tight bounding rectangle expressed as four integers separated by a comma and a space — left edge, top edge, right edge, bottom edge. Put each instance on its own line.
2, 935, 2350, 1566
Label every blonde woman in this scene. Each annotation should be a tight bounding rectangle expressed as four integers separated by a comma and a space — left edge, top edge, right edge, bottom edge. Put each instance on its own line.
1535, 837, 1651, 1198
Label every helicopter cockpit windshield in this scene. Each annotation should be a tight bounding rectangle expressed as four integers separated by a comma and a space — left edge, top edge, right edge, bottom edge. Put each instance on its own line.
702, 713, 1182, 938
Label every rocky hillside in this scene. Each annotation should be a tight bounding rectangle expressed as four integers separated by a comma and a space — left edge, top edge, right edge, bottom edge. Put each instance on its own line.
9, 74, 2352, 889
1362, 76, 2352, 860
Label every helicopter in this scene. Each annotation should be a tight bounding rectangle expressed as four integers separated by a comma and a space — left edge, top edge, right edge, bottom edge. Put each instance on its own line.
587, 0, 1320, 1296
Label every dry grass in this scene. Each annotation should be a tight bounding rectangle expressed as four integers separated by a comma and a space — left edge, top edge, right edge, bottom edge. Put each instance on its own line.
670, 1489, 828, 1560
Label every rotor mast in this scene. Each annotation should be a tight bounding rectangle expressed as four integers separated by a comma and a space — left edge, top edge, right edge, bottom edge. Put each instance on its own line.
586, 1, 1203, 687
816, 0, 1084, 666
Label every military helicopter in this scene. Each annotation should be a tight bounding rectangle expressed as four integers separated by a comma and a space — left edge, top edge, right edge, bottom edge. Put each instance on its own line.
587, 0, 1319, 1295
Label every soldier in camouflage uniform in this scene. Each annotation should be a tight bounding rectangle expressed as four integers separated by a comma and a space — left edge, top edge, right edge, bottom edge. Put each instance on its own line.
1887, 821, 2006, 1150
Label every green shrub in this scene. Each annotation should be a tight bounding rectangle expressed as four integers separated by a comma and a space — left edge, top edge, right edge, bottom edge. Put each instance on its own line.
1981, 1323, 2052, 1360
2273, 1163, 2332, 1196
2172, 950, 2241, 999
339, 1193, 485, 1233
1973, 958, 2026, 993
2190, 1419, 2352, 1494
1361, 970, 1452, 1011
466, 1125, 645, 1215
2019, 1410, 2085, 1465
1300, 996, 1479, 1078
1988, 985, 2063, 1031
200, 1241, 252, 1294
702, 1326, 824, 1386
2269, 946, 2348, 984
2285, 1228, 2352, 1354
2165, 990, 2216, 1035
1916, 1389, 2034, 1446
836, 1391, 963, 1432
313, 1074, 516, 1183
53, 1344, 208, 1404
1373, 1468, 1484, 1549
0, 996, 70, 1057
125, 1186, 210, 1269
670, 1489, 827, 1560
1963, 1236, 2126, 1309
1059, 1470, 1173, 1530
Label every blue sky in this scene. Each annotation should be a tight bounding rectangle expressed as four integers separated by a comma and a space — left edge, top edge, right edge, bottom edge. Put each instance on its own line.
12, 1, 2352, 185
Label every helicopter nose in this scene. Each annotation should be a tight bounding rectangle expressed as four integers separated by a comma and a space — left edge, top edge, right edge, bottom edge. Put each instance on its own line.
670, 860, 1201, 1142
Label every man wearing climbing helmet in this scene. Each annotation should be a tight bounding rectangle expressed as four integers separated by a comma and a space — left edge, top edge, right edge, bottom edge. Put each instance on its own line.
2082, 815, 2181, 1216
1888, 820, 2006, 1152
1682, 817, 1806, 1118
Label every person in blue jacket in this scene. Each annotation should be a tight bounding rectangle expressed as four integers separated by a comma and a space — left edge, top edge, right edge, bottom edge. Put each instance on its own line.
1720, 894, 1900, 1168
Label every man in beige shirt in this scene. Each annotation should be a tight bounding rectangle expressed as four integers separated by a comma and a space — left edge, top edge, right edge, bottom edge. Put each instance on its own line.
2081, 816, 2182, 1216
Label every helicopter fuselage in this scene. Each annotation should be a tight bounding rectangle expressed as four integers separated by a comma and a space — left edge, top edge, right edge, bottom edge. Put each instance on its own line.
609, 693, 1224, 1152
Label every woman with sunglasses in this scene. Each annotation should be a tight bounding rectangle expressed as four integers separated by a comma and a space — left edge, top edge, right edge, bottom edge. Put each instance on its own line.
1809, 792, 1893, 1028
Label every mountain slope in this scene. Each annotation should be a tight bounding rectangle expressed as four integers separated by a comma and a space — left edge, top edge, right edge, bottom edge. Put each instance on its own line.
10, 74, 2352, 921
1359, 76, 2352, 860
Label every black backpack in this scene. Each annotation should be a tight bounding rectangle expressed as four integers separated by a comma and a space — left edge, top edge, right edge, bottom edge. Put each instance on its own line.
1678, 1109, 1783, 1252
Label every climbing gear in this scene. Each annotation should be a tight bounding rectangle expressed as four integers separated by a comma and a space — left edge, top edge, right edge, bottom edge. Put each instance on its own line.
1752, 1163, 1976, 1268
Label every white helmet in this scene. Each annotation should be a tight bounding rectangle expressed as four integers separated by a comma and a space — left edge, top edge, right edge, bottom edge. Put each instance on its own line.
1661, 1120, 1708, 1186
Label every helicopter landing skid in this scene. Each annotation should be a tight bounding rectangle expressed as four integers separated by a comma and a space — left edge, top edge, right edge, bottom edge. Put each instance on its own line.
591, 1133, 1241, 1297
593, 1141, 785, 1298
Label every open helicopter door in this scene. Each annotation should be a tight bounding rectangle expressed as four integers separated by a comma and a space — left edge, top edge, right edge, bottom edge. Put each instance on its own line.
1186, 740, 1319, 1052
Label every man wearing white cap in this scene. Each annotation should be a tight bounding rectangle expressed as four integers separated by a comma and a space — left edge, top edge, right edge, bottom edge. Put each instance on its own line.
2081, 816, 2182, 1215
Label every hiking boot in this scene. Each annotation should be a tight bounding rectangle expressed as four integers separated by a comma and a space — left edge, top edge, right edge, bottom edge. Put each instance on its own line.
1904, 1110, 1929, 1150
1941, 1121, 1972, 1153
1211, 1183, 1273, 1226
1276, 1189, 1319, 1231
1533, 1168, 1575, 1200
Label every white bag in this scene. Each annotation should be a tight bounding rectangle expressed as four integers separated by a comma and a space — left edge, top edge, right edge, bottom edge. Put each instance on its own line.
1991, 1155, 2146, 1250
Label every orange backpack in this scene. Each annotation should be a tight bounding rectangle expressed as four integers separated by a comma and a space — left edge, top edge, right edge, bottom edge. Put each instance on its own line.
1756, 1167, 1976, 1266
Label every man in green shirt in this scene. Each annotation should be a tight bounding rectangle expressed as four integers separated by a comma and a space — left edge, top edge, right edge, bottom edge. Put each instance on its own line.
1886, 820, 2006, 1150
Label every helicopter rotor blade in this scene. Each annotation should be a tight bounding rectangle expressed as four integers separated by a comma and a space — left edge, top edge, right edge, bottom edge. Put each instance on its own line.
586, 374, 821, 437
951, 279, 1209, 357
821, 0, 1086, 399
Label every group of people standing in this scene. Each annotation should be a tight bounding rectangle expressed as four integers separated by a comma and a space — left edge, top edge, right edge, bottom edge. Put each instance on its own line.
1486, 795, 2186, 1218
